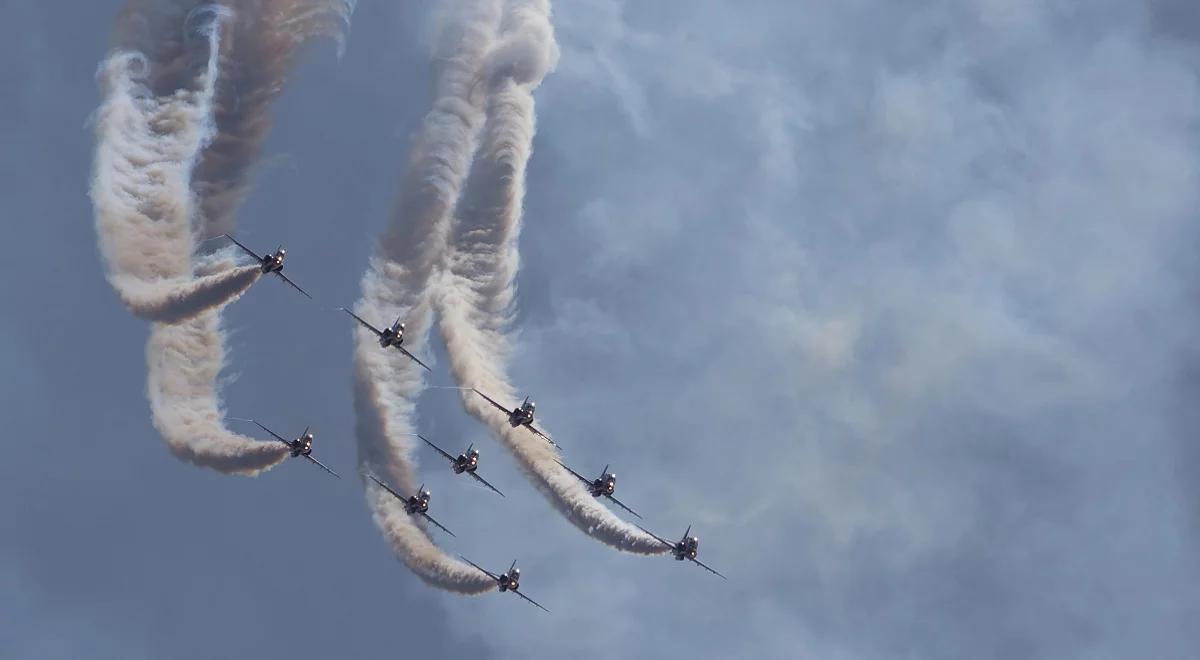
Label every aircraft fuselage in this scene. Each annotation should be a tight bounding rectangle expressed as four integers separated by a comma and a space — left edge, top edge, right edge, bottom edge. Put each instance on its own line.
453, 454, 479, 474
406, 494, 430, 514
672, 538, 699, 561
509, 409, 534, 427
378, 328, 402, 348
289, 436, 313, 457
261, 252, 284, 274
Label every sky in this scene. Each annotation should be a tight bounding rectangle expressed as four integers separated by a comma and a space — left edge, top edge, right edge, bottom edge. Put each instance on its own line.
2, 1, 1199, 659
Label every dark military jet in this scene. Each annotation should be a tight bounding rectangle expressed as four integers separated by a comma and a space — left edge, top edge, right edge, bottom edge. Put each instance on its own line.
233, 418, 338, 478
339, 307, 430, 371
638, 524, 726, 579
421, 435, 503, 497
221, 233, 310, 298
555, 460, 641, 519
460, 557, 549, 612
471, 389, 556, 447
367, 474, 455, 538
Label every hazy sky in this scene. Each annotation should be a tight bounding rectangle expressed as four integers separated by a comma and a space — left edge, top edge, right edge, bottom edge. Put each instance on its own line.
2, 1, 1199, 658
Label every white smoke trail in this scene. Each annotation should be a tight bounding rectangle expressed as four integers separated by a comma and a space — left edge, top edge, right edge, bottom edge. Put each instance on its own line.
148, 315, 290, 475
107, 267, 262, 322
354, 336, 495, 592
194, 0, 357, 237
91, 6, 262, 323
97, 4, 285, 472
436, 0, 667, 554
116, 2, 282, 474
352, 0, 502, 591
95, 0, 351, 475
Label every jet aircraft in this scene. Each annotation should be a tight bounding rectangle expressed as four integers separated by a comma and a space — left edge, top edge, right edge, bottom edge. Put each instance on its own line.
233, 418, 339, 478
471, 389, 556, 447
460, 557, 549, 612
555, 460, 641, 519
421, 435, 504, 497
221, 233, 311, 298
637, 524, 726, 579
339, 307, 430, 371
367, 474, 456, 538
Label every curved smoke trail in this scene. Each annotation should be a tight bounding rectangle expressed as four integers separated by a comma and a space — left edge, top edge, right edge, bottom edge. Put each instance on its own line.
148, 311, 290, 474
436, 0, 667, 554
194, 0, 356, 237
92, 5, 262, 323
97, 3, 288, 472
154, 0, 352, 475
92, 1, 350, 473
351, 0, 501, 591
147, 0, 353, 475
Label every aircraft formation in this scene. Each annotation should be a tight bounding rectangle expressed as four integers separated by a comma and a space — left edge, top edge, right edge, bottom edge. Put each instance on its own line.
216, 233, 726, 611
90, 0, 720, 618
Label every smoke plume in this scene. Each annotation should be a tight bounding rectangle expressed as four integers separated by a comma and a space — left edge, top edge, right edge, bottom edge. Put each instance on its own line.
92, 6, 262, 322
436, 0, 666, 554
147, 309, 290, 475
93, 1, 350, 473
351, 0, 503, 591
194, 0, 356, 237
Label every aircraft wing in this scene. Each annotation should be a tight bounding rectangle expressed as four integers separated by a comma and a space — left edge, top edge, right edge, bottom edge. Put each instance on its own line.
396, 345, 432, 372
222, 233, 262, 261
469, 471, 505, 497
553, 460, 590, 486
274, 271, 312, 299
689, 556, 727, 580
459, 555, 500, 582
524, 423, 557, 448
635, 524, 677, 551
419, 435, 456, 464
420, 512, 456, 538
366, 474, 407, 503
512, 589, 550, 613
304, 454, 341, 479
472, 388, 512, 415
239, 419, 291, 447
605, 493, 643, 520
340, 307, 383, 337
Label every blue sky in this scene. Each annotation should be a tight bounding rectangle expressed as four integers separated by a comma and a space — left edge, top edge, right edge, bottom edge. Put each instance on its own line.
2, 1, 1199, 658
